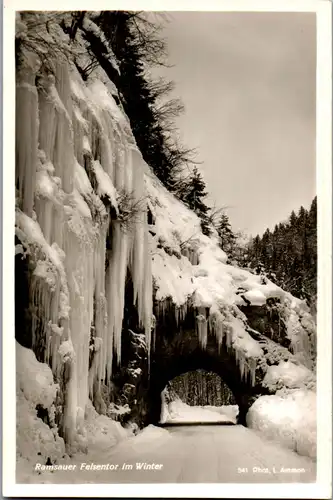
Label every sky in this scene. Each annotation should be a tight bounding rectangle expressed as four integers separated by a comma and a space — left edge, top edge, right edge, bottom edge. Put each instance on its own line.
153, 12, 316, 236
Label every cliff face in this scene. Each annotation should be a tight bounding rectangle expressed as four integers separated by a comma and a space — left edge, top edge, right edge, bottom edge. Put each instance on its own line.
15, 12, 316, 465
16, 13, 153, 452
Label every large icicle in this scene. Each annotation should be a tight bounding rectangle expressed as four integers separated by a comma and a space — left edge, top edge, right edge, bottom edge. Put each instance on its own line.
209, 305, 225, 348
38, 65, 74, 194
196, 307, 208, 349
130, 149, 146, 308
16, 50, 40, 217
142, 224, 153, 358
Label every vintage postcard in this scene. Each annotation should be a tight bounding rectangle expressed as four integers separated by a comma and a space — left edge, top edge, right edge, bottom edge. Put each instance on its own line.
2, 0, 332, 498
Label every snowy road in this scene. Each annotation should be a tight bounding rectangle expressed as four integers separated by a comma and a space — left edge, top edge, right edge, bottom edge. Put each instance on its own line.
30, 424, 316, 484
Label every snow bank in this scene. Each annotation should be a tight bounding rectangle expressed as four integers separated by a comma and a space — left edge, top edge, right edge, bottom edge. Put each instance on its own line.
16, 342, 129, 481
135, 424, 170, 442
246, 390, 316, 459
202, 405, 239, 422
161, 397, 238, 424
16, 342, 66, 480
109, 424, 172, 459
16, 342, 59, 410
16, 390, 66, 482
82, 401, 129, 452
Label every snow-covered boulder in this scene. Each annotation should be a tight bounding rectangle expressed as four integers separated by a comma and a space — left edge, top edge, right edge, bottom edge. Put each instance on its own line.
246, 389, 316, 459
263, 361, 315, 391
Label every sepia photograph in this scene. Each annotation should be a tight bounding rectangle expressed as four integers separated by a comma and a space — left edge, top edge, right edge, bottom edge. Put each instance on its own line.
2, 0, 332, 498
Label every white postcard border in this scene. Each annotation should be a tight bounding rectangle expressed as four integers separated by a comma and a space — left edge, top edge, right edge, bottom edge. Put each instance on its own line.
2, 1, 332, 498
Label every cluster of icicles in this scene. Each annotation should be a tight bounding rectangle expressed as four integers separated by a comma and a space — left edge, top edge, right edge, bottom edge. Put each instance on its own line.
154, 299, 257, 387
198, 306, 257, 387
180, 246, 199, 266
15, 49, 152, 444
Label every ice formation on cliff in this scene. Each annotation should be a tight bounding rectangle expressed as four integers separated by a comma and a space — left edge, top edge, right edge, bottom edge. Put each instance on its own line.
16, 14, 153, 445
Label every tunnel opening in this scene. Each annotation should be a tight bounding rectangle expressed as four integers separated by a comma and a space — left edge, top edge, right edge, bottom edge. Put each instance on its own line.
159, 369, 239, 425
169, 370, 237, 406
147, 346, 260, 428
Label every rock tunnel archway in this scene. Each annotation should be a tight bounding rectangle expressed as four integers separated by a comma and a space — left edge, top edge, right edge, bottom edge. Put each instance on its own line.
159, 368, 238, 425
148, 350, 261, 426
145, 303, 269, 427
110, 288, 314, 432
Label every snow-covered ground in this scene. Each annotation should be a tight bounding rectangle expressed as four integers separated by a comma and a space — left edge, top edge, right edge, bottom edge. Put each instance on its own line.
161, 398, 238, 424
160, 394, 316, 460
17, 423, 316, 484
16, 339, 315, 487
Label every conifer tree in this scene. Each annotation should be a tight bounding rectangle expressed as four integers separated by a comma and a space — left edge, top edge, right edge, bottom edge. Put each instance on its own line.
182, 167, 211, 235
216, 213, 236, 253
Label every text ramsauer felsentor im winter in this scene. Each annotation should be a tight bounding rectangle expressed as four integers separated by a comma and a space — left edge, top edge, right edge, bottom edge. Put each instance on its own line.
35, 462, 164, 471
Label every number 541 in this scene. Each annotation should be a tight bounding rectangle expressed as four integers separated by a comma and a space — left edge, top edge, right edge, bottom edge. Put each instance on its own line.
238, 468, 248, 473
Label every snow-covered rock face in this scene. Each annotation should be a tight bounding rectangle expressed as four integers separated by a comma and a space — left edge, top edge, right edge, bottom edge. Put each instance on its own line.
146, 169, 316, 419
16, 13, 152, 449
15, 12, 316, 457
147, 169, 316, 371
